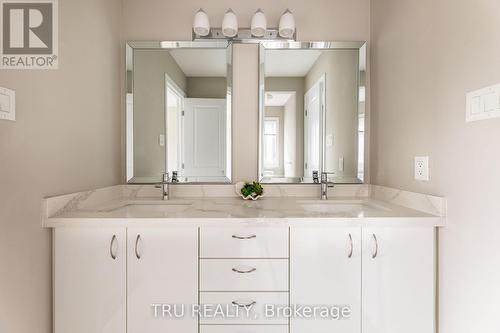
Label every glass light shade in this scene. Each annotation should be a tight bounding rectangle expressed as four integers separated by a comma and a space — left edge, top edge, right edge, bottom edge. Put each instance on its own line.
193, 9, 210, 36
279, 9, 295, 38
251, 9, 267, 37
222, 9, 238, 38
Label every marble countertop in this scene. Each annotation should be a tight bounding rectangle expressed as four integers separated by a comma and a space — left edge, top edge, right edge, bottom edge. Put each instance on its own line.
43, 185, 446, 227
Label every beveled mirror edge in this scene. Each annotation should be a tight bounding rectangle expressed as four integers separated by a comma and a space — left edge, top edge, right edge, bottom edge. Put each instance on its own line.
258, 41, 369, 185
125, 41, 233, 185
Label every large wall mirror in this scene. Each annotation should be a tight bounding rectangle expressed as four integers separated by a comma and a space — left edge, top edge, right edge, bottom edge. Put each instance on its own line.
126, 41, 232, 183
259, 41, 367, 184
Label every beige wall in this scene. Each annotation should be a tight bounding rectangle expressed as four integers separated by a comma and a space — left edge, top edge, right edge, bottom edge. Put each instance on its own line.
371, 0, 500, 332
133, 49, 186, 177
305, 50, 360, 179
187, 77, 226, 98
0, 0, 122, 332
121, 0, 371, 182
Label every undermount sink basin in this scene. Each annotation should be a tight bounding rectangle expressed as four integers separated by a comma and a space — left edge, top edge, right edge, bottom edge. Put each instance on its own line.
105, 201, 192, 214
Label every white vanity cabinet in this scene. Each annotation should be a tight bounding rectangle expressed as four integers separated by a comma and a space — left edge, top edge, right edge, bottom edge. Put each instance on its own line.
127, 227, 198, 333
291, 225, 436, 333
290, 226, 362, 333
361, 226, 436, 333
54, 227, 198, 333
53, 223, 436, 333
54, 227, 126, 333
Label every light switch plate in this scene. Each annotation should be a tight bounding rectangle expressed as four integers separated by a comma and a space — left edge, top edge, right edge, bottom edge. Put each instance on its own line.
0, 87, 15, 121
466, 83, 500, 122
414, 156, 430, 181
326, 134, 333, 147
159, 134, 165, 146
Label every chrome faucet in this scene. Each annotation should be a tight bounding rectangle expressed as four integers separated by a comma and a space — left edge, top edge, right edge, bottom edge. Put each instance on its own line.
171, 171, 179, 183
155, 172, 170, 200
320, 172, 335, 200
312, 171, 319, 184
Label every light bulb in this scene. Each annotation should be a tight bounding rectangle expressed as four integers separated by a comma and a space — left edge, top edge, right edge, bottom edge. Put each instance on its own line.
193, 8, 210, 36
222, 8, 238, 38
251, 8, 267, 37
279, 9, 295, 39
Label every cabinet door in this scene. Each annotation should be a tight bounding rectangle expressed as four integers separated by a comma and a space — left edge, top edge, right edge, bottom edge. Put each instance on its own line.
54, 227, 126, 333
291, 227, 361, 333
362, 226, 435, 333
127, 227, 198, 333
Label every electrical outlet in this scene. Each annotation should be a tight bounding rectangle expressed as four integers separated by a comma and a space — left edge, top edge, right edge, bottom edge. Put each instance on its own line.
414, 156, 429, 181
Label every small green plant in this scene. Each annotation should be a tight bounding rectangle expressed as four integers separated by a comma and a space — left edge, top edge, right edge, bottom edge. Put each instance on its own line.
241, 181, 264, 198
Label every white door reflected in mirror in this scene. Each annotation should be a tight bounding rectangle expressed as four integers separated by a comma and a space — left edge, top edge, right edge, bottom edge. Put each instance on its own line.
183, 98, 227, 182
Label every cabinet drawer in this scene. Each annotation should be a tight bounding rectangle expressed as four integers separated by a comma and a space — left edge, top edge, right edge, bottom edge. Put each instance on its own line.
201, 325, 288, 333
201, 259, 288, 291
199, 292, 289, 325
200, 227, 288, 258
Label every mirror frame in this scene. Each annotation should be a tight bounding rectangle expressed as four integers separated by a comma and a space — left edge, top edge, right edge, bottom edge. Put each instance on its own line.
258, 41, 368, 184
126, 40, 233, 184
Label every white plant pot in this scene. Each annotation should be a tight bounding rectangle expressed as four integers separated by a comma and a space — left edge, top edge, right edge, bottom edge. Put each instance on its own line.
235, 182, 264, 200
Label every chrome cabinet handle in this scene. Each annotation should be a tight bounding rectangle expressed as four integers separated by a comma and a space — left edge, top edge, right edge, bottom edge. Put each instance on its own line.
372, 234, 378, 259
135, 234, 141, 259
232, 267, 257, 274
348, 233, 353, 258
232, 300, 256, 308
232, 234, 257, 240
110, 235, 117, 260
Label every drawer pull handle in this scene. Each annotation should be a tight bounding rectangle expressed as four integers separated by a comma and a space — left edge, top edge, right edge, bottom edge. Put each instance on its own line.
372, 233, 378, 259
232, 267, 257, 274
232, 300, 256, 308
110, 235, 117, 260
232, 234, 257, 240
348, 233, 353, 258
135, 234, 141, 259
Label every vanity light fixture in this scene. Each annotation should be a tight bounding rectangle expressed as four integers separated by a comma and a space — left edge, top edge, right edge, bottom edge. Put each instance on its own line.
193, 8, 210, 36
192, 8, 295, 41
222, 8, 238, 38
251, 8, 267, 37
278, 9, 295, 38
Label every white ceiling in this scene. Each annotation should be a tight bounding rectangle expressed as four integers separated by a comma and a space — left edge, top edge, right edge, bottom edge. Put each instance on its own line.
265, 50, 322, 77
169, 49, 226, 77
265, 92, 293, 106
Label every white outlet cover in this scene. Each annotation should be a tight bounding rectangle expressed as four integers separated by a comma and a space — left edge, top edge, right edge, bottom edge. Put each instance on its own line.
414, 156, 430, 181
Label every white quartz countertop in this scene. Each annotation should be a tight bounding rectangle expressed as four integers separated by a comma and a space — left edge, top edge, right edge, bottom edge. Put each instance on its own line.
43, 194, 445, 228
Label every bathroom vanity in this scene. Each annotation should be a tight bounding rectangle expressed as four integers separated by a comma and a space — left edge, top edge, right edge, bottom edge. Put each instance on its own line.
45, 39, 445, 333
44, 184, 445, 333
